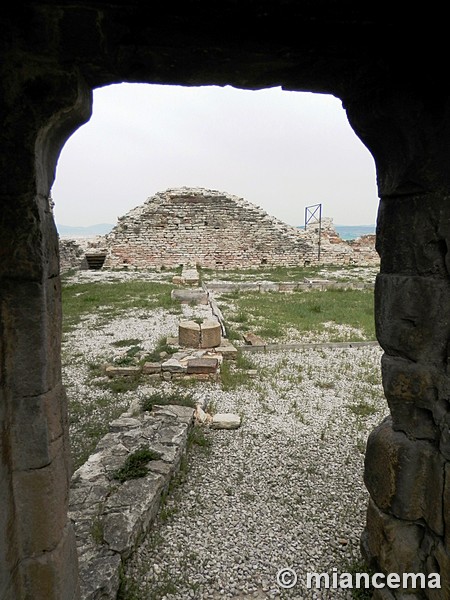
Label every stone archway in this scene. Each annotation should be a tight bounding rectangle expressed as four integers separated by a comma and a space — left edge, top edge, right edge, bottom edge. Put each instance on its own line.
1, 4, 450, 599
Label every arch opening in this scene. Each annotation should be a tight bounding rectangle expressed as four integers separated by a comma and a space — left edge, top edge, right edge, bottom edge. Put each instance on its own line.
53, 82, 380, 596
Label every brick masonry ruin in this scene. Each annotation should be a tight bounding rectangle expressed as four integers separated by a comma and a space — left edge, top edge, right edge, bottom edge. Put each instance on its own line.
59, 187, 379, 271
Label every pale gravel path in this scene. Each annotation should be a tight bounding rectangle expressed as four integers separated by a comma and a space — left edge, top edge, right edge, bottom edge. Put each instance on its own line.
125, 345, 387, 600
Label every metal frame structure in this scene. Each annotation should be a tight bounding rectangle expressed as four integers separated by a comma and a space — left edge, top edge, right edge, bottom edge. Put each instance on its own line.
304, 203, 322, 261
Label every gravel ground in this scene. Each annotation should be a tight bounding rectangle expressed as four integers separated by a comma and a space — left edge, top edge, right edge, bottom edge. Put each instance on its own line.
124, 345, 387, 600
62, 269, 386, 599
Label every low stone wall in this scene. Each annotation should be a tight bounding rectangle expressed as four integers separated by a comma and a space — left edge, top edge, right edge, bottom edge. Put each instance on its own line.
69, 403, 196, 600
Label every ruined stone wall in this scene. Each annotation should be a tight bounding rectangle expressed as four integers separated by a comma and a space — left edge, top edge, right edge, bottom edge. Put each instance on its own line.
100, 188, 378, 269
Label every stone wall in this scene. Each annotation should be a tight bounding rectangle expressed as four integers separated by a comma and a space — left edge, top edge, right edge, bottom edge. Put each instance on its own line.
96, 188, 379, 270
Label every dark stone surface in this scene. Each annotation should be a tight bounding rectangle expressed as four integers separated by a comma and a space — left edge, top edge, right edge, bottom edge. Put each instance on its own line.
2, 3, 450, 599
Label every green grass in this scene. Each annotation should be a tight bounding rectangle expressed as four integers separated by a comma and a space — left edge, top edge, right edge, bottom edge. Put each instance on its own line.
112, 338, 142, 348
347, 400, 378, 417
224, 288, 375, 341
141, 391, 197, 412
62, 280, 178, 331
201, 264, 325, 282
143, 336, 178, 362
220, 353, 256, 391
112, 446, 162, 483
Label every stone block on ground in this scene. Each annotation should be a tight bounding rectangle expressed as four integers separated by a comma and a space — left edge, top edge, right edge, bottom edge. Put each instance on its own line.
161, 358, 186, 373
171, 288, 207, 304
215, 339, 238, 360
142, 362, 161, 374
200, 319, 221, 348
70, 404, 194, 600
105, 365, 141, 377
364, 416, 444, 536
211, 413, 242, 430
178, 320, 201, 348
186, 357, 219, 374
181, 267, 200, 286
243, 332, 265, 346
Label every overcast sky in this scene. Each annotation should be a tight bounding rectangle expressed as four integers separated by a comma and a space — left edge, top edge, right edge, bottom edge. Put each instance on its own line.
51, 83, 379, 228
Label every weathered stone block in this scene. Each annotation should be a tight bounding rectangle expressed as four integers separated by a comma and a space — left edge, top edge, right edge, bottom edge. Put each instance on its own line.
103, 474, 165, 558
105, 365, 141, 377
381, 354, 439, 440
11, 383, 68, 471
142, 362, 161, 374
200, 320, 221, 348
13, 443, 70, 556
364, 417, 444, 535
362, 499, 425, 581
215, 340, 238, 360
444, 462, 450, 553
243, 331, 265, 346
171, 288, 208, 304
161, 358, 186, 373
186, 357, 219, 374
211, 413, 241, 429
375, 274, 450, 364
427, 541, 450, 600
79, 554, 121, 600
178, 320, 201, 348
20, 523, 80, 600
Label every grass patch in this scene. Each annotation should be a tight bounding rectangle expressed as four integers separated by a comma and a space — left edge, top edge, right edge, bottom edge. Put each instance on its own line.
62, 280, 176, 332
97, 375, 142, 394
220, 358, 254, 391
143, 337, 178, 363
201, 264, 325, 283
347, 400, 378, 417
141, 391, 197, 412
112, 338, 142, 348
343, 560, 375, 600
188, 425, 212, 450
223, 288, 375, 342
202, 263, 377, 283
112, 446, 162, 483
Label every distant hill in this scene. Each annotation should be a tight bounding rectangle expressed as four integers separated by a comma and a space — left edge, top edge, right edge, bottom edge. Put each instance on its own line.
57, 223, 114, 237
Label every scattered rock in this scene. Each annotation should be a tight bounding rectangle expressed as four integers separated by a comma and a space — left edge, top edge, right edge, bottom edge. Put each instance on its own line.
243, 332, 265, 346
194, 405, 211, 424
161, 358, 186, 373
211, 413, 242, 430
105, 365, 141, 377
142, 362, 161, 374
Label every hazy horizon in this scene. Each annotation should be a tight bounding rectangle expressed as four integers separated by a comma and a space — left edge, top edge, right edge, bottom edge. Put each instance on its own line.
51, 84, 379, 229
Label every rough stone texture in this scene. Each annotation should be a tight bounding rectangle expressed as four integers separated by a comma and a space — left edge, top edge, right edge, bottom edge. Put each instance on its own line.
211, 413, 242, 430
178, 320, 201, 348
199, 319, 222, 348
186, 357, 219, 374
364, 417, 444, 536
178, 318, 222, 348
171, 287, 209, 305
98, 189, 378, 270
1, 3, 450, 599
69, 404, 195, 600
